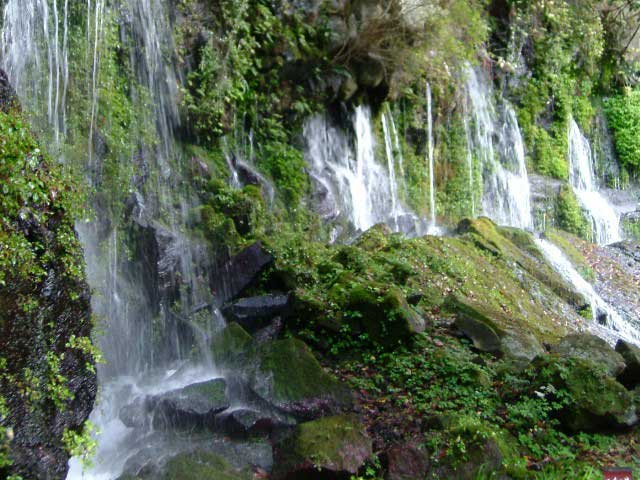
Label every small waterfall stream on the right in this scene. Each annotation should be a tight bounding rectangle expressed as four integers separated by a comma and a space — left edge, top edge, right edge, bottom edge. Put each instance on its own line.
567, 118, 622, 245
535, 238, 640, 346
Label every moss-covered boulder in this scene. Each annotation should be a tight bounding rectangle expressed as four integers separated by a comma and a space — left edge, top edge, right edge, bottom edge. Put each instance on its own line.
550, 333, 626, 377
528, 356, 637, 432
210, 322, 253, 367
246, 338, 352, 419
272, 415, 372, 480
119, 450, 253, 480
449, 296, 504, 354
337, 283, 425, 345
426, 416, 523, 480
616, 340, 640, 388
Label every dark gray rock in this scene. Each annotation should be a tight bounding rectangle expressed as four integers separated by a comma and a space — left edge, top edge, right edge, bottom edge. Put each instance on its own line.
254, 317, 284, 344
616, 339, 640, 388
121, 379, 230, 431
0, 68, 19, 112
384, 443, 430, 480
214, 408, 294, 438
222, 294, 291, 332
212, 242, 274, 304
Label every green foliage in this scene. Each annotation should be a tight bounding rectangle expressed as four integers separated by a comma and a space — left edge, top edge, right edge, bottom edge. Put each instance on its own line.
62, 421, 97, 468
604, 88, 640, 175
260, 141, 308, 206
555, 186, 590, 240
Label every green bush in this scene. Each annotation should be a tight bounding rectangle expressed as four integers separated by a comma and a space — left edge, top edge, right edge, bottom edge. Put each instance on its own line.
556, 186, 590, 239
604, 88, 640, 176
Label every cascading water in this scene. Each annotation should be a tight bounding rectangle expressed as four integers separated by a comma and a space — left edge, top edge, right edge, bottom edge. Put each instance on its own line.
381, 107, 403, 229
567, 118, 621, 245
535, 238, 640, 346
465, 66, 533, 230
425, 82, 441, 234
1, 0, 69, 143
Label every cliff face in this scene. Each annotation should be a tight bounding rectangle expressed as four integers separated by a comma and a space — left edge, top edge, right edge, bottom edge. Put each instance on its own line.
0, 70, 96, 480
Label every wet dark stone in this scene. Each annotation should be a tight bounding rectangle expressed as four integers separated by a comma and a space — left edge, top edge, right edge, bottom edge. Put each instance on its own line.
212, 242, 274, 305
0, 68, 19, 113
222, 294, 291, 332
254, 317, 284, 344
214, 408, 294, 439
616, 340, 640, 388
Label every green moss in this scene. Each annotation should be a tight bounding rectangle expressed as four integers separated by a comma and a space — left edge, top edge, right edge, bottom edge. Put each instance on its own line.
604, 88, 640, 176
255, 338, 345, 404
274, 415, 371, 474
210, 322, 253, 367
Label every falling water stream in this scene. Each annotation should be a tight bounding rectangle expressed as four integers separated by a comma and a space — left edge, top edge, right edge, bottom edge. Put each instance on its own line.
567, 118, 622, 245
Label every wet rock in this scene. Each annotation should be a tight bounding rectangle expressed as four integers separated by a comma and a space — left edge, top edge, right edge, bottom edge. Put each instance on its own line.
254, 317, 284, 343
500, 330, 545, 365
550, 333, 626, 377
383, 443, 430, 480
128, 379, 230, 430
214, 408, 294, 438
272, 415, 372, 480
210, 322, 253, 367
212, 242, 274, 304
119, 450, 253, 480
0, 68, 19, 112
222, 294, 291, 332
616, 340, 640, 388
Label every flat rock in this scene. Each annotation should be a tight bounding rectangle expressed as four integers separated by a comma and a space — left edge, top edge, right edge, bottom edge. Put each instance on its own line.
222, 294, 291, 332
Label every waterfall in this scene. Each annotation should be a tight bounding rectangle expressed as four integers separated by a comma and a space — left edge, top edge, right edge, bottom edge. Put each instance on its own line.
304, 106, 425, 236
426, 82, 439, 233
1, 0, 69, 143
381, 106, 401, 229
465, 66, 533, 230
535, 239, 640, 346
567, 118, 621, 245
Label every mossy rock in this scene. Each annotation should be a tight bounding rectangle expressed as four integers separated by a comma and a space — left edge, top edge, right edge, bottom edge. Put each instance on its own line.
529, 355, 637, 432
119, 451, 252, 480
550, 333, 626, 377
272, 415, 372, 480
448, 296, 505, 354
354, 223, 392, 252
248, 338, 352, 419
341, 283, 425, 345
426, 415, 524, 480
210, 322, 253, 368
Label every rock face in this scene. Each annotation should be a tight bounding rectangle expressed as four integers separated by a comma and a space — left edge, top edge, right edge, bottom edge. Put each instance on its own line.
272, 415, 372, 480
383, 443, 430, 480
0, 72, 96, 479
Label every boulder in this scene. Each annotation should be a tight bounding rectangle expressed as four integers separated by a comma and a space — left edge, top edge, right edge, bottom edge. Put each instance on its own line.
341, 284, 425, 345
212, 242, 274, 304
121, 379, 230, 430
254, 317, 284, 343
272, 415, 372, 480
500, 330, 545, 366
550, 333, 626, 377
383, 443, 430, 480
118, 450, 253, 480
210, 322, 253, 368
214, 408, 294, 438
616, 340, 640, 388
449, 296, 504, 354
529, 356, 637, 432
222, 294, 291, 332
245, 338, 352, 420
